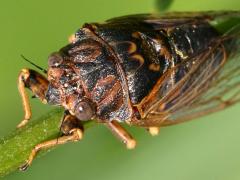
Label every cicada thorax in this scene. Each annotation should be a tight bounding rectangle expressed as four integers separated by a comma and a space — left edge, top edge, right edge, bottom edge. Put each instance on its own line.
82, 23, 172, 106
59, 29, 132, 122
79, 20, 220, 120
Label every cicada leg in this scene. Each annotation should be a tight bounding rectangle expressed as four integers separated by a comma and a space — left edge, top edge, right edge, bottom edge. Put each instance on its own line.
17, 69, 49, 128
105, 121, 136, 149
146, 127, 160, 136
19, 112, 84, 171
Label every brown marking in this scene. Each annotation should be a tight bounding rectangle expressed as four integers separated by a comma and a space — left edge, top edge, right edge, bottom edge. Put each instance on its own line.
131, 54, 144, 68
47, 67, 64, 82
127, 41, 137, 54
109, 41, 137, 54
69, 41, 102, 63
84, 27, 133, 121
91, 75, 116, 102
63, 94, 79, 112
74, 75, 91, 100
132, 31, 141, 39
149, 63, 160, 72
133, 31, 172, 64
98, 80, 122, 106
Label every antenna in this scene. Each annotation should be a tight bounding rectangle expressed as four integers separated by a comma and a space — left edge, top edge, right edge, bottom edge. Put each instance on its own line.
20, 54, 47, 74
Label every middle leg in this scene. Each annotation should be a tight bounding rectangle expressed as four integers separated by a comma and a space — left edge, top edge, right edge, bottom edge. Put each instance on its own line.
105, 121, 136, 149
146, 127, 160, 136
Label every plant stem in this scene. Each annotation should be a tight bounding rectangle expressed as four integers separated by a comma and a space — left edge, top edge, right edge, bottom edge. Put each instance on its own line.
0, 108, 94, 177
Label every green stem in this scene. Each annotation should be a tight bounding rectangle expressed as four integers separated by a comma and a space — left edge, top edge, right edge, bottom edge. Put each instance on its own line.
0, 108, 94, 177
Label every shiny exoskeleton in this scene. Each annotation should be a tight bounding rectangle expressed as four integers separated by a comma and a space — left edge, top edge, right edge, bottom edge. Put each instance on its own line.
17, 12, 240, 170
47, 15, 219, 123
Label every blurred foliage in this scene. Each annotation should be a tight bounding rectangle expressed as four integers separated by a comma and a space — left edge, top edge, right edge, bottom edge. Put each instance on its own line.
155, 0, 174, 12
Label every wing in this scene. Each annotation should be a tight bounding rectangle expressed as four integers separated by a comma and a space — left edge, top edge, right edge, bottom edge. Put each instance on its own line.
162, 34, 240, 126
130, 26, 240, 127
106, 11, 240, 29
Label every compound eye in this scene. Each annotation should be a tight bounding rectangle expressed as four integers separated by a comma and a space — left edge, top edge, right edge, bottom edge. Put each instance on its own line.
75, 101, 94, 121
48, 52, 63, 67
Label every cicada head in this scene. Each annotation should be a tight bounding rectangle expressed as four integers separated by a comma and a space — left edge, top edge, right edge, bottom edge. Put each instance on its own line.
46, 50, 96, 121
45, 52, 65, 105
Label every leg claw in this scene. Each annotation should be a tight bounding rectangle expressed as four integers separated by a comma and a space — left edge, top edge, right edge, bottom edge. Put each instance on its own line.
19, 161, 30, 171
17, 119, 29, 128
148, 127, 160, 136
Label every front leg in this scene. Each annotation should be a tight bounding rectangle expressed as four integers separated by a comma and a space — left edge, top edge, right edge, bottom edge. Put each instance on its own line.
19, 112, 83, 171
17, 69, 49, 128
105, 121, 136, 149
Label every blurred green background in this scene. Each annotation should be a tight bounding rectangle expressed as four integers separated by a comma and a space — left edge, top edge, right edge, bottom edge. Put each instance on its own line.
0, 0, 240, 179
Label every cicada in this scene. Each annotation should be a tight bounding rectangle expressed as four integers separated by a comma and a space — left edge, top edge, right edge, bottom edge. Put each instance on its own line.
17, 11, 240, 170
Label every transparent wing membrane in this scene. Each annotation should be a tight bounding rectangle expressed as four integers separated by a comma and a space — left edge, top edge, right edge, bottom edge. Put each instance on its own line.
132, 27, 240, 127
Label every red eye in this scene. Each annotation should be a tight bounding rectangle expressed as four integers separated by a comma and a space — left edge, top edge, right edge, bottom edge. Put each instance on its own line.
74, 101, 94, 121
